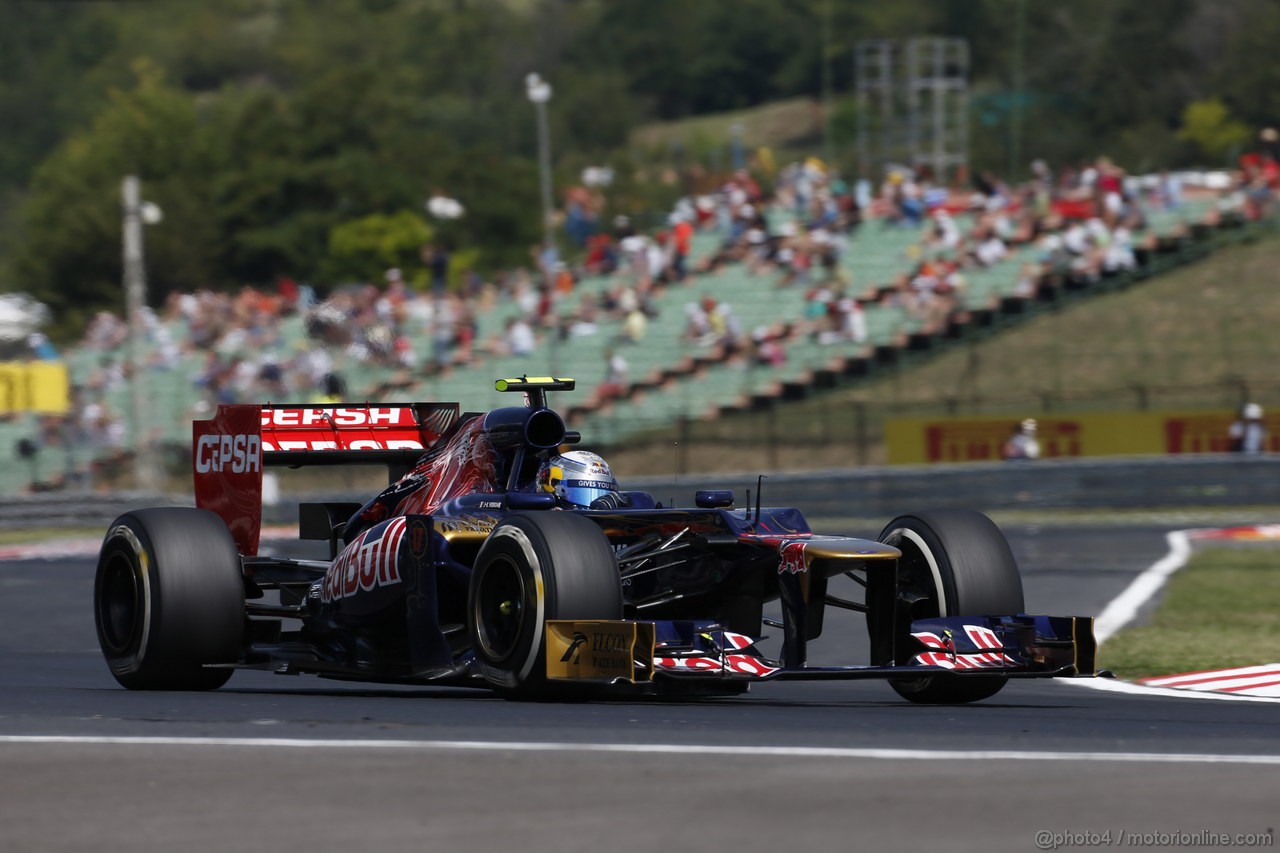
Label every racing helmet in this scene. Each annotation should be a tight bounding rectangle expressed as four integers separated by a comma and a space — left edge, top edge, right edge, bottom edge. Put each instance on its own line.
537, 451, 619, 508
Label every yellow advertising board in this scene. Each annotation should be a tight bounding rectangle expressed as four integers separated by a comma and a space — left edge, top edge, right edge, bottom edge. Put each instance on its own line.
0, 362, 69, 415
885, 409, 1274, 464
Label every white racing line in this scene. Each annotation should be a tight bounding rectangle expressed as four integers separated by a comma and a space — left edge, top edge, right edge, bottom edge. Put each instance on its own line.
1, 735, 1279, 765
1063, 528, 1280, 705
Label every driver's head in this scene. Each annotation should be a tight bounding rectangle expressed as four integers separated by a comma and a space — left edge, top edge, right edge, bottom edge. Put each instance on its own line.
537, 450, 619, 508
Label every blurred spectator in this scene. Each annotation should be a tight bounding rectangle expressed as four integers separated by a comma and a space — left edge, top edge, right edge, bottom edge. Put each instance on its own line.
618, 306, 647, 344
671, 214, 694, 281
753, 328, 787, 367
314, 372, 347, 404
1228, 403, 1267, 454
26, 333, 58, 361
1001, 419, 1041, 460
505, 317, 536, 356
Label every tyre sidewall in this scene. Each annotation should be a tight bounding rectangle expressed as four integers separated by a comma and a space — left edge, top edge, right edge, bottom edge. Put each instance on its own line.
880, 509, 1024, 618
878, 509, 1023, 704
468, 512, 622, 695
93, 508, 243, 690
469, 520, 553, 691
95, 519, 156, 681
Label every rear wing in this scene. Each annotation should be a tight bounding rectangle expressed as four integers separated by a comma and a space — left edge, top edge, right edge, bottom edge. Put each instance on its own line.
192, 402, 460, 555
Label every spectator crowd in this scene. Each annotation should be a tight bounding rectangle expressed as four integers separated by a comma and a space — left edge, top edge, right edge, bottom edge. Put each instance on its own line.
30, 140, 1263, 489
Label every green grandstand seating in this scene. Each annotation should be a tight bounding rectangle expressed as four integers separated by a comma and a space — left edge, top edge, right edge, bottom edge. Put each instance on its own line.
54, 196, 1224, 473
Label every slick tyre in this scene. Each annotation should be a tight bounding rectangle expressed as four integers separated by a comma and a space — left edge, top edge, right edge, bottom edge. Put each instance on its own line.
94, 508, 244, 690
468, 512, 622, 698
877, 509, 1024, 704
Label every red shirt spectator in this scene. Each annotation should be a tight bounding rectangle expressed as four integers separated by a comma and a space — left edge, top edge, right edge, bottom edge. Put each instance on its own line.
673, 219, 693, 256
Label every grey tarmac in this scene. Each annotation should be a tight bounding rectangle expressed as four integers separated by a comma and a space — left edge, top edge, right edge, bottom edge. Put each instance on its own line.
1, 524, 1276, 852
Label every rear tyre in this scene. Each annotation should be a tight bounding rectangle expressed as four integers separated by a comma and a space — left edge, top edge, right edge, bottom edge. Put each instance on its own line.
468, 512, 622, 697
94, 508, 244, 690
877, 509, 1024, 704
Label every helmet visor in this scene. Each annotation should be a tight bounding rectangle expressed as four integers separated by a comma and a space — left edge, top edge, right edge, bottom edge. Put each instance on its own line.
559, 477, 617, 508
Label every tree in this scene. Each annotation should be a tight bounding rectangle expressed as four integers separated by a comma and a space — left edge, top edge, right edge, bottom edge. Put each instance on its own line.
9, 62, 220, 337
324, 210, 433, 284
1178, 98, 1252, 165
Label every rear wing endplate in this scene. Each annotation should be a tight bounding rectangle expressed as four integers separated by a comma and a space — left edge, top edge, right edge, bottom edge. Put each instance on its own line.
192, 402, 459, 555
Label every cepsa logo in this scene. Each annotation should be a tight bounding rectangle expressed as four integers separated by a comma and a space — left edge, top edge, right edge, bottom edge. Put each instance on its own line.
195, 434, 262, 474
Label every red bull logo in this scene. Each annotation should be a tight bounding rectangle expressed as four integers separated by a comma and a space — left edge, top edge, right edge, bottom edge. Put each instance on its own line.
320, 517, 407, 603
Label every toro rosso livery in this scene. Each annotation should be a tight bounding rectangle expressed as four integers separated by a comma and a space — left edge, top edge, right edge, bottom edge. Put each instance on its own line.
95, 377, 1099, 703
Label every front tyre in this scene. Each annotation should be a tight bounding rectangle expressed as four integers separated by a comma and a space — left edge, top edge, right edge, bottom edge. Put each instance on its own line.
878, 509, 1024, 704
94, 508, 244, 690
468, 512, 622, 697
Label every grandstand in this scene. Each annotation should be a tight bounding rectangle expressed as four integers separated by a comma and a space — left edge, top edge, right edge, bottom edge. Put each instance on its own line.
0, 182, 1231, 496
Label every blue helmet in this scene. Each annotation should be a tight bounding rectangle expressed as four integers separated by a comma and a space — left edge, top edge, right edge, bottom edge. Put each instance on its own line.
537, 451, 619, 508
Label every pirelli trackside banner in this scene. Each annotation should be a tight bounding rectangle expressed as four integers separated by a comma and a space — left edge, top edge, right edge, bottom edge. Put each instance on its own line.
0, 362, 69, 415
885, 409, 1279, 464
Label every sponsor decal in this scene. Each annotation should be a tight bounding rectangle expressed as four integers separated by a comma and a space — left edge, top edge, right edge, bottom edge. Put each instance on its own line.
262, 407, 413, 427
654, 654, 779, 677
408, 517, 430, 560
721, 631, 756, 651
194, 433, 262, 474
922, 419, 1083, 462
545, 621, 654, 682
261, 438, 424, 451
259, 406, 426, 452
559, 632, 590, 665
656, 656, 722, 672
911, 626, 1015, 669
576, 628, 634, 675
725, 654, 778, 675
565, 478, 614, 491
963, 624, 1016, 665
436, 516, 499, 536
778, 540, 809, 575
320, 517, 406, 603
0, 362, 70, 415
890, 409, 1280, 463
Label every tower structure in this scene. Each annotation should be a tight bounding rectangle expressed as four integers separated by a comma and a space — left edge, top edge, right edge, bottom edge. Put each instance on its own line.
855, 37, 969, 181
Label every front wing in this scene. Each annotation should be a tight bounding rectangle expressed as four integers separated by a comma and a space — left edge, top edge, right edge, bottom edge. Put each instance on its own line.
544, 615, 1098, 686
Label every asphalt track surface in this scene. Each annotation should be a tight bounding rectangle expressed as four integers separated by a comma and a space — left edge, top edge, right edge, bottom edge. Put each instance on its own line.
2, 525, 1278, 853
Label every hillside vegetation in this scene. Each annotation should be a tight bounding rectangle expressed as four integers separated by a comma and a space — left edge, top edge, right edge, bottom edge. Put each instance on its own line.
6, 0, 1280, 337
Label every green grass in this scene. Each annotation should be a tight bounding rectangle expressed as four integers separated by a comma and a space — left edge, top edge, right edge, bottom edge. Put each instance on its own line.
826, 233, 1280, 411
629, 97, 820, 156
1100, 547, 1280, 680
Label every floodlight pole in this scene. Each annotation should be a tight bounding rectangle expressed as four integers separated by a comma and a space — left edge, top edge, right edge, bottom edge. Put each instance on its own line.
527, 73, 555, 260
122, 175, 159, 493
526, 73, 558, 374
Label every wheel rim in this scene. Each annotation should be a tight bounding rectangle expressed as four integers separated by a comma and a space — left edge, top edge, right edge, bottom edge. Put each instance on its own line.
99, 551, 141, 655
473, 556, 527, 663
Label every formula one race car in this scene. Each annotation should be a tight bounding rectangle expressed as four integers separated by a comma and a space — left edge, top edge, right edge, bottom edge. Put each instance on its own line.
93, 377, 1099, 704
